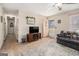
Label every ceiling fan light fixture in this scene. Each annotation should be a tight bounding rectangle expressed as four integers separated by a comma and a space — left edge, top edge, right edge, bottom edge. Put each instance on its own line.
58, 6, 62, 10
56, 3, 62, 11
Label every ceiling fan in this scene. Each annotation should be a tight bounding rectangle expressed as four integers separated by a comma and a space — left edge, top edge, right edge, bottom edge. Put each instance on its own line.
51, 3, 76, 11
51, 3, 62, 11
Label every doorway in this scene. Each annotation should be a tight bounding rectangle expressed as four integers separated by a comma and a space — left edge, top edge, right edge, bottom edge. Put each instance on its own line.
7, 16, 15, 34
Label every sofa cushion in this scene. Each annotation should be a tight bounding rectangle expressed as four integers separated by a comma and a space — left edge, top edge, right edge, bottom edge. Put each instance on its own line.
58, 37, 79, 44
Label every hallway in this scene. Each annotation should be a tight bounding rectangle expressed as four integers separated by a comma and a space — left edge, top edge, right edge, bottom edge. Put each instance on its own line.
2, 34, 17, 49
0, 34, 20, 55
1, 34, 24, 55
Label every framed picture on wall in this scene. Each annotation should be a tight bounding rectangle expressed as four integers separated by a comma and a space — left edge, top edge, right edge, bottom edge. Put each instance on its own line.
58, 19, 61, 24
26, 16, 35, 25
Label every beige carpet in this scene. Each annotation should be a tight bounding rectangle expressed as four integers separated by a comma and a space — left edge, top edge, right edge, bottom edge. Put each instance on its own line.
0, 34, 79, 56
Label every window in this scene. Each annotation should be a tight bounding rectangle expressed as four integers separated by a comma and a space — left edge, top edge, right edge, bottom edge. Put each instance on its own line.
48, 20, 56, 28
70, 15, 79, 31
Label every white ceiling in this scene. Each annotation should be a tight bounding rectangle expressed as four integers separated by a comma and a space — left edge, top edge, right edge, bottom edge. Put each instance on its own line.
1, 3, 79, 16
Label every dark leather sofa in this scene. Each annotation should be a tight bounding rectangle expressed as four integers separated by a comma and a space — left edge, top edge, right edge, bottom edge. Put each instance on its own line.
57, 31, 79, 51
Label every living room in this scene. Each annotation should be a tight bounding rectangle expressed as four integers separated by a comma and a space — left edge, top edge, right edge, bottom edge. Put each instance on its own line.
0, 3, 79, 56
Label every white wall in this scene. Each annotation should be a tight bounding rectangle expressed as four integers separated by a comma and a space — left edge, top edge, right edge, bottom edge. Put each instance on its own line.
43, 18, 48, 37
14, 16, 18, 40
0, 6, 4, 49
48, 9, 79, 38
18, 10, 47, 43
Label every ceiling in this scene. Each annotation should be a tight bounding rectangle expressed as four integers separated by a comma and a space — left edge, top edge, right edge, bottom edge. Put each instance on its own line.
1, 3, 79, 16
